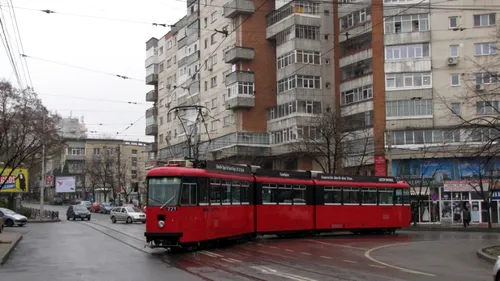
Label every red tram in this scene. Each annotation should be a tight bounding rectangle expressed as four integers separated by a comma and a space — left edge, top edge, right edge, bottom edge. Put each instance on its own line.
144, 162, 411, 249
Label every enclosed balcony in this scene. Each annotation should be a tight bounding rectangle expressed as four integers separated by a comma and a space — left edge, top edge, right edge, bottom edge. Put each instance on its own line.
146, 107, 158, 117
224, 47, 255, 64
225, 95, 255, 109
145, 124, 158, 136
178, 51, 200, 67
266, 1, 321, 39
225, 71, 255, 86
146, 142, 158, 152
223, 0, 255, 18
145, 89, 158, 102
146, 74, 158, 85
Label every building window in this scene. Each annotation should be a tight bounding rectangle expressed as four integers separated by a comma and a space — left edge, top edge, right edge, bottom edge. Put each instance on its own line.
385, 72, 432, 90
227, 82, 254, 98
277, 50, 320, 69
204, 81, 208, 91
474, 42, 497, 56
167, 59, 171, 68
475, 72, 499, 85
341, 85, 373, 105
277, 75, 321, 93
159, 134, 164, 144
93, 148, 100, 155
451, 103, 461, 116
159, 116, 164, 125
211, 11, 217, 22
210, 76, 217, 88
477, 101, 500, 115
392, 129, 460, 145
473, 13, 496, 27
210, 54, 217, 67
449, 16, 458, 29
211, 97, 217, 108
222, 70, 229, 82
339, 8, 371, 31
385, 43, 430, 60
449, 45, 459, 57
159, 63, 164, 73
158, 46, 164, 55
450, 74, 460, 86
167, 41, 172, 49
295, 25, 320, 40
266, 1, 320, 27
384, 14, 429, 34
211, 120, 218, 131
211, 33, 216, 44
386, 99, 433, 118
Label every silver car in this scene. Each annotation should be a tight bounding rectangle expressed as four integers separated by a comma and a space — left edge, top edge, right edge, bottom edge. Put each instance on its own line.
0, 207, 28, 227
110, 206, 146, 224
493, 255, 500, 281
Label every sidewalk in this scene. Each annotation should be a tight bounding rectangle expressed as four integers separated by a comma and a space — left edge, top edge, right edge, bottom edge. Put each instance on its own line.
407, 223, 500, 232
0, 232, 23, 265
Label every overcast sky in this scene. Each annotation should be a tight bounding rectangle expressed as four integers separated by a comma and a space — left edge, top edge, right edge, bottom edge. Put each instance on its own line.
0, 0, 187, 142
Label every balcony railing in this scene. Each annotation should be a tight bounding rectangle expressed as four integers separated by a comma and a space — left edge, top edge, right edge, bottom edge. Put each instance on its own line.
223, 0, 255, 18
266, 0, 320, 27
224, 47, 255, 64
145, 74, 158, 85
146, 89, 158, 102
145, 124, 158, 136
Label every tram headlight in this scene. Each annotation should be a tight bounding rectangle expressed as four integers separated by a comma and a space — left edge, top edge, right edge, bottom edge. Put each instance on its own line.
158, 220, 165, 228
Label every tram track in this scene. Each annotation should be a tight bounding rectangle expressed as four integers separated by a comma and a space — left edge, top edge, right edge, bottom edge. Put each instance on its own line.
77, 220, 267, 281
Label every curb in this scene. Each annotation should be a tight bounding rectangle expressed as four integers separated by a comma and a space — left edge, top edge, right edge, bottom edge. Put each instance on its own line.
477, 246, 498, 264
405, 227, 500, 233
0, 234, 22, 265
27, 219, 61, 223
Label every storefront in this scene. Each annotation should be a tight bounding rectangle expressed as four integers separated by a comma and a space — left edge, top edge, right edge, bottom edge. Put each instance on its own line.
393, 157, 500, 225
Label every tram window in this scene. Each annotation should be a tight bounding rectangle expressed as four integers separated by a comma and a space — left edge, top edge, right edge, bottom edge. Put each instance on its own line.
361, 188, 377, 204
221, 180, 232, 205
378, 188, 393, 205
324, 187, 342, 204
232, 180, 241, 205
343, 187, 360, 204
180, 183, 197, 206
394, 188, 403, 205
198, 178, 209, 205
241, 181, 250, 204
278, 184, 293, 204
262, 183, 278, 204
402, 189, 410, 205
292, 185, 307, 205
210, 178, 222, 205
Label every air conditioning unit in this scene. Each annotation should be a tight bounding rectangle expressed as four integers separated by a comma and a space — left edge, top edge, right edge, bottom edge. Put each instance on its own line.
166, 84, 171, 89
447, 57, 458, 66
476, 84, 485, 91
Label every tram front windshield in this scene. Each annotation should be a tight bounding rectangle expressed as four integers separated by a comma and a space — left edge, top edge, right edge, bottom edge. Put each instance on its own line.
147, 177, 181, 207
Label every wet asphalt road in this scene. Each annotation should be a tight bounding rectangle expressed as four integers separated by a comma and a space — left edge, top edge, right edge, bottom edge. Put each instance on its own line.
4, 203, 495, 281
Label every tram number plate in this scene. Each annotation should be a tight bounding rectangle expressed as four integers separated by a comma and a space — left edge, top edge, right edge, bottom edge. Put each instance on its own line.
166, 207, 177, 211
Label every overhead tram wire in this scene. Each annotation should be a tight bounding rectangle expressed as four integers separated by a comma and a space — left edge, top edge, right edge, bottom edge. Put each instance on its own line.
21, 54, 145, 82
37, 92, 146, 105
0, 8, 22, 88
113, 115, 145, 139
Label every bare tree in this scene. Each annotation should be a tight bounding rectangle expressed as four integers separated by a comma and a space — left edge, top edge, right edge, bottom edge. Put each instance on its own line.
291, 111, 373, 174
393, 147, 442, 225
83, 159, 101, 202
0, 81, 64, 191
117, 158, 133, 203
88, 148, 118, 202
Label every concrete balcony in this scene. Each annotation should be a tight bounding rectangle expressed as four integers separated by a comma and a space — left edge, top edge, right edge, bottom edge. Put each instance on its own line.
225, 71, 255, 86
178, 51, 200, 67
145, 107, 158, 117
170, 16, 187, 35
186, 31, 199, 46
384, 31, 431, 46
145, 74, 158, 85
223, 0, 255, 18
267, 14, 321, 40
186, 10, 199, 25
224, 94, 255, 109
177, 92, 200, 106
178, 36, 187, 49
339, 48, 373, 68
145, 124, 158, 136
146, 143, 158, 152
146, 89, 158, 102
384, 57, 432, 73
145, 56, 157, 68
224, 47, 254, 64
66, 154, 86, 161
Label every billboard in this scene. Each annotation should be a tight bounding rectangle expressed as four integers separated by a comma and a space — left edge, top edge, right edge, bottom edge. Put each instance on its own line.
0, 168, 29, 193
55, 176, 76, 193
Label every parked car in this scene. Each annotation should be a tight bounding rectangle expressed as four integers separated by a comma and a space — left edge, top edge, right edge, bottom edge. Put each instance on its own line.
52, 197, 63, 205
79, 201, 92, 210
90, 202, 100, 213
493, 255, 500, 281
0, 208, 28, 227
99, 202, 116, 214
66, 205, 91, 221
110, 206, 146, 224
0, 212, 4, 233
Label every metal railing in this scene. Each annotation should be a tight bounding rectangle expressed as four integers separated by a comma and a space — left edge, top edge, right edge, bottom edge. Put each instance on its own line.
21, 207, 59, 220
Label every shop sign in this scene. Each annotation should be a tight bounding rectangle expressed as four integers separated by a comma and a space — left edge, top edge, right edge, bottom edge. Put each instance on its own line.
443, 180, 490, 192
492, 190, 500, 200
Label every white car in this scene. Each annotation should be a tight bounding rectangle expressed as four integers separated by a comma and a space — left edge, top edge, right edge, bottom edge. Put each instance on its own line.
493, 256, 500, 281
110, 206, 146, 224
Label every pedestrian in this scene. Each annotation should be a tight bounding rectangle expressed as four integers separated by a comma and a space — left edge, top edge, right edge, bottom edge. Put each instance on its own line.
462, 207, 470, 228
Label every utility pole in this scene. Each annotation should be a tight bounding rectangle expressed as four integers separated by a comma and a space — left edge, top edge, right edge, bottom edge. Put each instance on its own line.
39, 115, 46, 215
117, 145, 121, 203
386, 129, 393, 177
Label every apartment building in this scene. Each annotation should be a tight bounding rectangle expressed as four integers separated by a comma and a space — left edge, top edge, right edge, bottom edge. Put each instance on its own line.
145, 0, 334, 170
50, 138, 149, 203
57, 116, 88, 139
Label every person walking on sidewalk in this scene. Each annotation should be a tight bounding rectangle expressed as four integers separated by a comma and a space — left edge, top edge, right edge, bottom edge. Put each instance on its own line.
462, 207, 470, 228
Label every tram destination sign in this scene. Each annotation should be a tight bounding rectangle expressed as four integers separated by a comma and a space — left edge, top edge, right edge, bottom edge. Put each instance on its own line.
317, 174, 396, 183
255, 169, 311, 180
206, 162, 251, 174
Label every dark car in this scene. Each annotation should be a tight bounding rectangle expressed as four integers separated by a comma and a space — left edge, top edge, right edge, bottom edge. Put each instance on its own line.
66, 205, 91, 221
99, 202, 116, 214
52, 197, 63, 205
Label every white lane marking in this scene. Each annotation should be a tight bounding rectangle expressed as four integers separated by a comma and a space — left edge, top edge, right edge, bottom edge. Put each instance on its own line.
342, 260, 357, 263
199, 251, 223, 258
300, 252, 312, 255
369, 264, 386, 268
269, 246, 278, 249
285, 249, 295, 252
320, 256, 333, 259
364, 243, 437, 277
226, 258, 242, 263
251, 266, 318, 281
221, 258, 237, 263
307, 240, 368, 250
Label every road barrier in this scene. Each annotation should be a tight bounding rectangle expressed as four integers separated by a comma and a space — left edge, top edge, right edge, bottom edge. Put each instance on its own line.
20, 207, 59, 220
